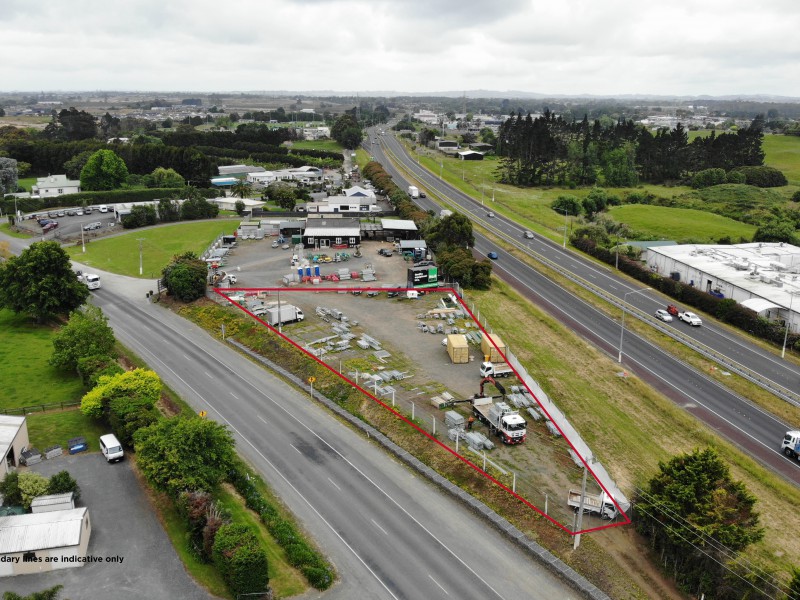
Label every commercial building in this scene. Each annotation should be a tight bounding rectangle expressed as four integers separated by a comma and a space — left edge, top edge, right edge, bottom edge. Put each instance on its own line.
646, 242, 800, 333
303, 218, 361, 249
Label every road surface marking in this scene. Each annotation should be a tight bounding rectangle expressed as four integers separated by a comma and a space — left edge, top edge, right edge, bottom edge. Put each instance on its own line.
290, 444, 302, 455
371, 519, 389, 536
230, 392, 239, 399
205, 371, 212, 378
328, 477, 341, 491
428, 574, 449, 595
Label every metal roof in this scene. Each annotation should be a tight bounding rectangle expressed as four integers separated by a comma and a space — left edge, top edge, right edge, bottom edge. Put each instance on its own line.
399, 240, 427, 249
0, 508, 87, 553
304, 226, 360, 237
31, 493, 74, 508
381, 219, 417, 231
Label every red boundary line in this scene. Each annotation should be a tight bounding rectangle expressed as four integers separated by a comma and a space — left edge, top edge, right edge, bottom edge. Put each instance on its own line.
212, 285, 631, 534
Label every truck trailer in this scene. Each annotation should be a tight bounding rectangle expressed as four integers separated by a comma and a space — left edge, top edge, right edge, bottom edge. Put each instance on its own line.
567, 489, 619, 520
782, 430, 800, 460
479, 361, 513, 378
471, 397, 526, 444
407, 185, 419, 199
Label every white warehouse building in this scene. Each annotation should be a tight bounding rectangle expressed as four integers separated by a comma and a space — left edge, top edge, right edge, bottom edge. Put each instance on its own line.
646, 242, 800, 333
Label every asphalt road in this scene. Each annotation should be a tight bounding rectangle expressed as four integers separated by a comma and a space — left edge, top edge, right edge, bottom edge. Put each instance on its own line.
89, 276, 582, 600
367, 130, 800, 486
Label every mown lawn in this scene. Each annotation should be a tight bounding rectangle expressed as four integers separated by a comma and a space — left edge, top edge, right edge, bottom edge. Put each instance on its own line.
65, 220, 235, 278
16, 177, 36, 191
608, 204, 757, 243
0, 309, 85, 411
26, 409, 107, 452
289, 139, 343, 153
763, 134, 800, 186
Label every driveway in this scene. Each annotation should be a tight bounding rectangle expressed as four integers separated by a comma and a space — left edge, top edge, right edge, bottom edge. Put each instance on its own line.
2, 453, 217, 600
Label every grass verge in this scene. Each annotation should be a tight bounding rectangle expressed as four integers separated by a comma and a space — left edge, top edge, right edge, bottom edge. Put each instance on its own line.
26, 408, 107, 452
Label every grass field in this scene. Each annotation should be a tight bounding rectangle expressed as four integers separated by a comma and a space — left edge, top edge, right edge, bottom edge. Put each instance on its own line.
66, 220, 234, 278
288, 139, 343, 153
17, 177, 36, 191
763, 134, 800, 186
26, 409, 107, 452
608, 204, 757, 242
0, 309, 85, 411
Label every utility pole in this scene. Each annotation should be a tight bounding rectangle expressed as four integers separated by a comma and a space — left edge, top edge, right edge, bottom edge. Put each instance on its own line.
137, 238, 145, 275
573, 463, 588, 549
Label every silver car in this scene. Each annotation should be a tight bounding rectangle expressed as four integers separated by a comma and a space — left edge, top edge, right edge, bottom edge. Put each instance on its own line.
655, 309, 673, 322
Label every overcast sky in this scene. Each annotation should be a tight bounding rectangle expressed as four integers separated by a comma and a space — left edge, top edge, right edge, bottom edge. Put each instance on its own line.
2, 0, 798, 97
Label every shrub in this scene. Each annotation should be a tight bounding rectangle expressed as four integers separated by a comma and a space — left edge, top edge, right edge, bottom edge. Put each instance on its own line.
76, 355, 123, 387
48, 471, 81, 502
691, 168, 727, 189
18, 472, 50, 509
726, 170, 746, 184
731, 165, 788, 188
212, 523, 269, 596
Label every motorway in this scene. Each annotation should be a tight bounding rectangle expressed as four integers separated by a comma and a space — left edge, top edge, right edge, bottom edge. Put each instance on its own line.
87, 272, 583, 600
365, 131, 800, 486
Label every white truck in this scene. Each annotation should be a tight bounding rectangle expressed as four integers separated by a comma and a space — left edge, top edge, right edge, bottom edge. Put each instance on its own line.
264, 304, 305, 326
781, 430, 800, 460
479, 361, 513, 378
567, 489, 619, 520
76, 271, 101, 290
679, 311, 702, 326
472, 398, 526, 444
407, 185, 419, 199
440, 209, 453, 218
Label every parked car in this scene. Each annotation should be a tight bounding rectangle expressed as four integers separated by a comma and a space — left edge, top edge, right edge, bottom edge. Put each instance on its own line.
75, 209, 84, 216
487, 251, 499, 260
387, 290, 400, 298
367, 291, 380, 297
655, 309, 673, 322
42, 221, 59, 233
37, 218, 53, 227
66, 209, 77, 216
414, 260, 435, 267
99, 205, 109, 213
378, 248, 393, 257
83, 222, 102, 231
56, 210, 66, 217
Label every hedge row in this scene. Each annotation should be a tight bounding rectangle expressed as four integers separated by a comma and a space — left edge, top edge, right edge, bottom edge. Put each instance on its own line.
212, 523, 269, 597
227, 461, 334, 590
571, 237, 800, 350
2, 187, 220, 214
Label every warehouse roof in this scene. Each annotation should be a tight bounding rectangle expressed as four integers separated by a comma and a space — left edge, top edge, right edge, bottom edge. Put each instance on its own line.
381, 219, 417, 231
0, 508, 87, 553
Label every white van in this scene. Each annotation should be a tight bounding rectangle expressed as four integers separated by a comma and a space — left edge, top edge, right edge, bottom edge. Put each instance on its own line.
99, 205, 109, 213
99, 433, 124, 463
83, 273, 101, 290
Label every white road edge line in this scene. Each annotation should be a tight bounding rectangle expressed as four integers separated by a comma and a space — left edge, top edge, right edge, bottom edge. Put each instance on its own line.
428, 573, 449, 595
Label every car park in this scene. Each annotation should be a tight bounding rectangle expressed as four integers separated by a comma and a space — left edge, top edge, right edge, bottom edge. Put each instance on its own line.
487, 251, 499, 260
655, 309, 673, 322
57, 210, 66, 217
66, 209, 77, 216
37, 218, 53, 226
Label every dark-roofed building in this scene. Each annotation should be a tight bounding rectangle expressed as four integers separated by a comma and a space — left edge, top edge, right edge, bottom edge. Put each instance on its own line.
381, 218, 418, 241
303, 217, 361, 249
457, 150, 484, 161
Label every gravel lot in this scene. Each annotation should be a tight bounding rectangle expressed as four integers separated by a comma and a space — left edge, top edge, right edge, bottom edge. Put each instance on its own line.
3, 453, 215, 600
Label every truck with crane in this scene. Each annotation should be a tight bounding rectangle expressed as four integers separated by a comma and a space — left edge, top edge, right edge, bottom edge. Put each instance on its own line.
443, 377, 526, 444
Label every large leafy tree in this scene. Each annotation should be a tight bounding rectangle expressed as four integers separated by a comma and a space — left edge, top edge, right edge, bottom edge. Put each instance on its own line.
331, 114, 363, 149
426, 212, 475, 250
0, 241, 89, 323
50, 305, 116, 371
44, 107, 97, 141
162, 251, 208, 301
134, 417, 235, 497
148, 166, 184, 188
80, 149, 129, 191
636, 448, 763, 598
0, 157, 18, 195
62, 150, 94, 180
267, 182, 296, 210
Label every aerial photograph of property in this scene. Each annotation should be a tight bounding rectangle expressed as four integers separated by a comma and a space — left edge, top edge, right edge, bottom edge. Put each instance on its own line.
1, 1, 799, 599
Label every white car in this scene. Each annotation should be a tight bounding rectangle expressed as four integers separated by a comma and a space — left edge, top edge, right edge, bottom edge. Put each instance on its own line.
654, 309, 673, 322
680, 312, 703, 326
271, 241, 279, 248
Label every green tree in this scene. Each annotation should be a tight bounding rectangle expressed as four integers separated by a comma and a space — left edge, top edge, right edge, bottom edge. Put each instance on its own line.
121, 204, 158, 229
81, 368, 162, 420
212, 523, 269, 596
158, 198, 181, 223
235, 199, 245, 215
0, 157, 18, 195
50, 305, 116, 372
0, 241, 89, 323
331, 115, 363, 149
162, 251, 208, 301
787, 569, 800, 600
48, 471, 81, 502
134, 417, 235, 497
148, 167, 184, 188
0, 472, 22, 506
267, 183, 297, 210
231, 180, 252, 199
426, 212, 475, 250
551, 195, 582, 216
752, 220, 800, 245
80, 149, 129, 191
18, 472, 50, 509
2, 584, 64, 600
602, 143, 639, 187
636, 448, 763, 597
62, 150, 94, 180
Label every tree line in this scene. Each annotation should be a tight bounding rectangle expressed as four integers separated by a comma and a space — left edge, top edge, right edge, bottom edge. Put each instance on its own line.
495, 110, 767, 187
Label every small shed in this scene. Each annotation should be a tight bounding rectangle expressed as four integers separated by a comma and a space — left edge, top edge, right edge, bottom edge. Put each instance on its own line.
457, 150, 484, 161
0, 415, 29, 478
0, 508, 91, 576
446, 334, 469, 364
31, 493, 75, 514
480, 333, 506, 363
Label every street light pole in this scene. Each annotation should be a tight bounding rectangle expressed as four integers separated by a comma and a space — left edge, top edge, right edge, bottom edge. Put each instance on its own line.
781, 291, 798, 359
618, 287, 651, 363
137, 238, 145, 276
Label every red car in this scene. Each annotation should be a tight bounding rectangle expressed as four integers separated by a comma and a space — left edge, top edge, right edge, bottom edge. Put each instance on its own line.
666, 304, 679, 317
42, 221, 59, 233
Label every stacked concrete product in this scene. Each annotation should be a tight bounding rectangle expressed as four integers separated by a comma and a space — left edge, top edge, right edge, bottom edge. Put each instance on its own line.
444, 410, 465, 429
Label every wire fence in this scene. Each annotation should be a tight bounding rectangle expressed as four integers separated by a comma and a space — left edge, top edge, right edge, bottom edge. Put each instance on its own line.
4, 401, 81, 416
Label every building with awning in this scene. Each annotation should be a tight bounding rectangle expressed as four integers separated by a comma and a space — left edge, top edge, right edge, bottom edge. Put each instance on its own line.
646, 242, 800, 333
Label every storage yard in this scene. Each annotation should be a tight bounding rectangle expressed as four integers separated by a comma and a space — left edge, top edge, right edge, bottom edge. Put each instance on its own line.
211, 235, 617, 529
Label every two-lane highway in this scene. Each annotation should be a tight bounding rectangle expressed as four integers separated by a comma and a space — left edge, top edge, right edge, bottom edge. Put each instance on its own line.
91, 279, 583, 600
367, 130, 800, 485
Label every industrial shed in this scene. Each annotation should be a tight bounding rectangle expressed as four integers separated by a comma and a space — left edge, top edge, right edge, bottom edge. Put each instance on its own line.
303, 218, 361, 249
0, 416, 28, 478
0, 508, 92, 576
381, 219, 418, 241
457, 150, 484, 161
